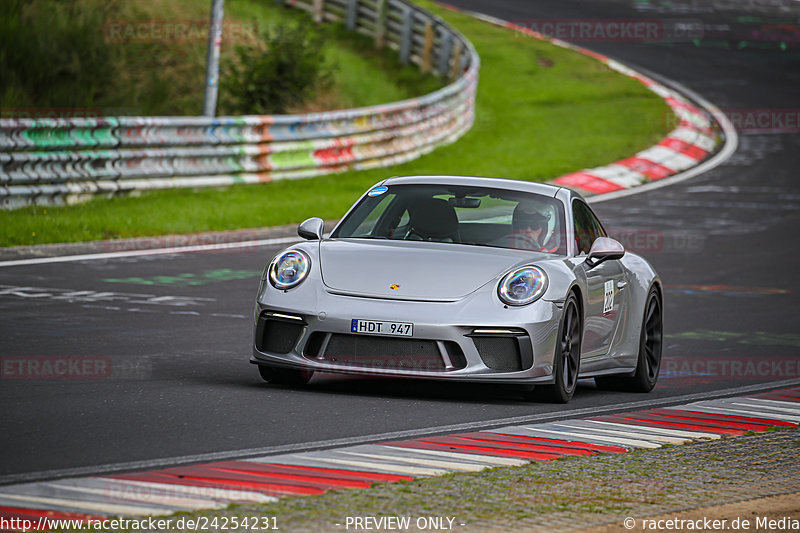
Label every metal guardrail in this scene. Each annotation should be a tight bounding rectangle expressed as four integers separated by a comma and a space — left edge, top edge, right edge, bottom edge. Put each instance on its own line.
0, 0, 479, 209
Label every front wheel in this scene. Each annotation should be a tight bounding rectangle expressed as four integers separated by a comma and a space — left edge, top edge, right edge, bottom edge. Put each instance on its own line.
595, 287, 663, 392
531, 292, 582, 403
258, 365, 313, 386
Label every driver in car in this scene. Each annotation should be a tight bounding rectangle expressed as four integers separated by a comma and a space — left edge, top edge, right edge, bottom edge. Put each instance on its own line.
508, 203, 558, 252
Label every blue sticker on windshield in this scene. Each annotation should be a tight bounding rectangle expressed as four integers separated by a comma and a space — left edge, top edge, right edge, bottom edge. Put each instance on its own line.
367, 186, 388, 197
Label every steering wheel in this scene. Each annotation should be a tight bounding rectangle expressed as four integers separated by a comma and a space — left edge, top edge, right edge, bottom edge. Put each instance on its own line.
507, 233, 542, 251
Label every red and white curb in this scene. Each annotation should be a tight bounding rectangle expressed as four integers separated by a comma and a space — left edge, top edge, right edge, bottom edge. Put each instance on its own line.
554, 69, 719, 196
1, 387, 799, 529
438, 3, 737, 198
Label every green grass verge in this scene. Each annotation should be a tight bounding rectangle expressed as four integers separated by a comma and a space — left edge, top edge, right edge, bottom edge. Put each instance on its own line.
0, 1, 672, 247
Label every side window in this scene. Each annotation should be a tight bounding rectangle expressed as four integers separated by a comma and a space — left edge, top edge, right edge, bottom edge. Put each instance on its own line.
586, 205, 607, 239
572, 201, 601, 255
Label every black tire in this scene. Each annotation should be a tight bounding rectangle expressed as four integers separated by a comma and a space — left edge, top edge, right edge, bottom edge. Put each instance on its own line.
258, 365, 313, 386
595, 287, 663, 392
530, 292, 582, 403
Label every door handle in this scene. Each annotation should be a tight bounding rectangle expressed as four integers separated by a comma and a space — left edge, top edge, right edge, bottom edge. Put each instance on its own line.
617, 280, 627, 289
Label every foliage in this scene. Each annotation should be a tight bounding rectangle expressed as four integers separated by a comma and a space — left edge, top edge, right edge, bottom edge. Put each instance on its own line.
224, 23, 334, 115
0, 0, 115, 111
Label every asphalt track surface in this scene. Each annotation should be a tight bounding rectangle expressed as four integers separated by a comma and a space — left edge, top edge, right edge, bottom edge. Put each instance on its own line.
1, 0, 799, 484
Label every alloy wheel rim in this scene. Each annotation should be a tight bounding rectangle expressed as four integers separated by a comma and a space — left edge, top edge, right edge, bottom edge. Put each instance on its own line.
643, 296, 663, 381
560, 302, 580, 391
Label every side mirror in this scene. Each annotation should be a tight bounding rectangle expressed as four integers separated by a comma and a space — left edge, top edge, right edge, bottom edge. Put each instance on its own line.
585, 237, 625, 268
298, 217, 324, 240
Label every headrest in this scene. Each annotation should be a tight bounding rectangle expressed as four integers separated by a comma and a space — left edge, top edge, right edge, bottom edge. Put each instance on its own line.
409, 198, 459, 239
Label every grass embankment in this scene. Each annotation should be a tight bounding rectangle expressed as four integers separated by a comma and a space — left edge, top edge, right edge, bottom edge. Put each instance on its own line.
0, 0, 439, 115
0, 0, 672, 247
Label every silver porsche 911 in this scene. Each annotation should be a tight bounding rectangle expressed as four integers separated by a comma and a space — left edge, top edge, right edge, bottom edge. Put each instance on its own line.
251, 175, 663, 402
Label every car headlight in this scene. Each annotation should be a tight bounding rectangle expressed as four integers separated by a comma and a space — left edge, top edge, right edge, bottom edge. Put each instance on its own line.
498, 266, 548, 306
268, 250, 310, 290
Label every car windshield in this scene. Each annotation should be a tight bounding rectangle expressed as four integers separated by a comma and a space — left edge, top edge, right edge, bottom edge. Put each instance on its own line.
331, 184, 567, 255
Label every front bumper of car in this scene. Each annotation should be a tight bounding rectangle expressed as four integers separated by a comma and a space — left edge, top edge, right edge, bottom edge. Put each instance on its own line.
250, 276, 562, 384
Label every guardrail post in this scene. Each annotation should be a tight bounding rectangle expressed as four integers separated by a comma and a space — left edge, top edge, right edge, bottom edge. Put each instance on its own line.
312, 0, 324, 23
346, 0, 358, 30
374, 0, 387, 48
399, 6, 413, 64
437, 31, 453, 77
449, 41, 463, 82
421, 20, 435, 73
202, 0, 225, 117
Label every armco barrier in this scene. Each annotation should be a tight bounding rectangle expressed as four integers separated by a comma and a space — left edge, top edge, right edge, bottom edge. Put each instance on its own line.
0, 0, 479, 209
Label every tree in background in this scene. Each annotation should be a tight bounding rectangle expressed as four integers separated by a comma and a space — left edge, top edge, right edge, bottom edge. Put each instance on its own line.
224, 23, 333, 115
0, 0, 114, 112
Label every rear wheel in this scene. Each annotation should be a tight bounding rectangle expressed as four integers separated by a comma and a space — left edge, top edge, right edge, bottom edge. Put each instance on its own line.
257, 365, 313, 386
531, 292, 581, 403
595, 287, 662, 392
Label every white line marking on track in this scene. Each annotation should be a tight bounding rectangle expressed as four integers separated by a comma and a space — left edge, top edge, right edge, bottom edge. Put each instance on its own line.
0, 236, 301, 268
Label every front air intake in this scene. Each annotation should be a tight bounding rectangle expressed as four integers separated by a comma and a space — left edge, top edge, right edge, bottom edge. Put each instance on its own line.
473, 336, 523, 371
255, 314, 305, 354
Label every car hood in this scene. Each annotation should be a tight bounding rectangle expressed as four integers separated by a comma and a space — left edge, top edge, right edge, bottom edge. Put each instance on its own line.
319, 239, 549, 301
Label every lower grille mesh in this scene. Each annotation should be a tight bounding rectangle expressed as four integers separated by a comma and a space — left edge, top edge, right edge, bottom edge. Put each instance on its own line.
322, 334, 445, 371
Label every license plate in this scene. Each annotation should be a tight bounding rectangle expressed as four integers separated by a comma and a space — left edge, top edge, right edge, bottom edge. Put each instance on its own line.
351, 319, 413, 337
